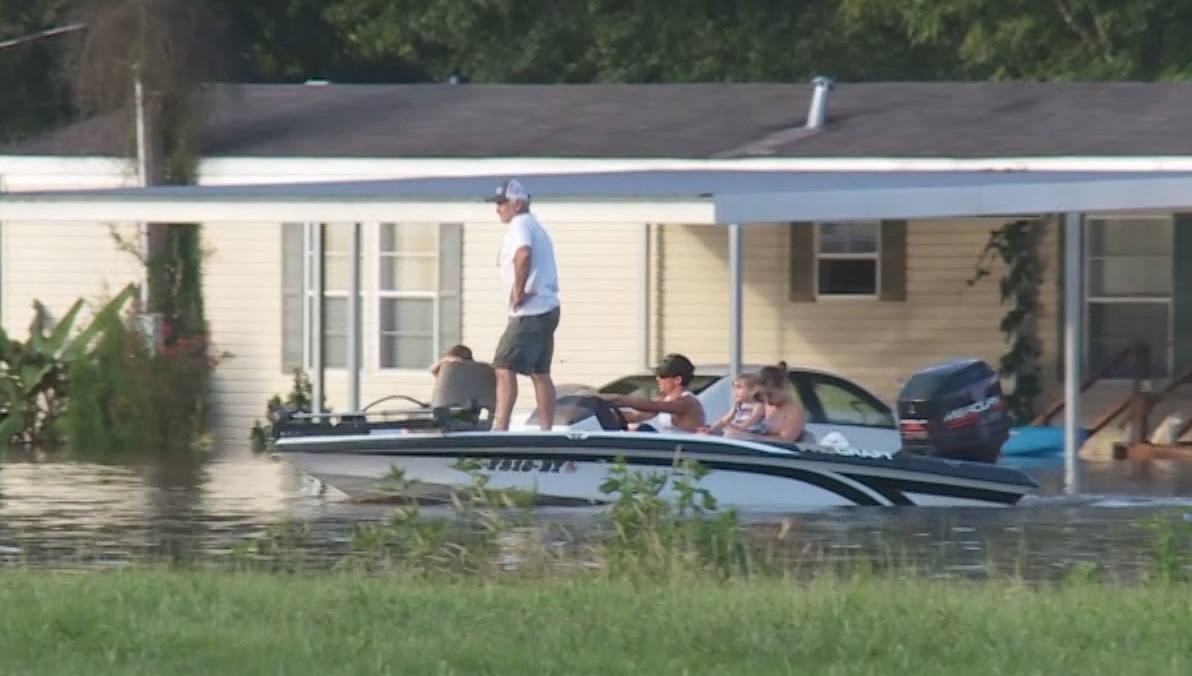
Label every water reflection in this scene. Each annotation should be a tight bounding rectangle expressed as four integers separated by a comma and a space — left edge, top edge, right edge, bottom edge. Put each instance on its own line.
0, 448, 1190, 580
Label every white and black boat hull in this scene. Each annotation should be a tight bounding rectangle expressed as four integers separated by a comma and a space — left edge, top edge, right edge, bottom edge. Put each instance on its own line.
273, 431, 1037, 510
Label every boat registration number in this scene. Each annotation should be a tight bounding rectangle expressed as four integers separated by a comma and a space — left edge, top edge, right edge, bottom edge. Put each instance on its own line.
807, 445, 895, 461
484, 458, 577, 474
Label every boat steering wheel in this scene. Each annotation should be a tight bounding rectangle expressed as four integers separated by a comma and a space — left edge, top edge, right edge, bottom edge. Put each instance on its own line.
556, 394, 631, 431
607, 403, 631, 431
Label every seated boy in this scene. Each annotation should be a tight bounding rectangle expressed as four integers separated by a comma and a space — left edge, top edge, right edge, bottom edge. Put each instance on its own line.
428, 344, 474, 377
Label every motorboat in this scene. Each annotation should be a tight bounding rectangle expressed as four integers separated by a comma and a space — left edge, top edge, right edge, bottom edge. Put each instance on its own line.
268, 360, 1038, 510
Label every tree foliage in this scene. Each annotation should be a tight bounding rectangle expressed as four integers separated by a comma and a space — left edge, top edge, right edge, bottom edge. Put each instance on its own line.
321, 0, 952, 83
838, 0, 1192, 80
10, 0, 1192, 147
0, 0, 74, 142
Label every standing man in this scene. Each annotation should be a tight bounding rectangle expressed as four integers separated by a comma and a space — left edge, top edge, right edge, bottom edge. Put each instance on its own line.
486, 179, 561, 431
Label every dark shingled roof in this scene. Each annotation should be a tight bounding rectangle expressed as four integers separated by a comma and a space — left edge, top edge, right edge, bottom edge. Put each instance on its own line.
5, 81, 1192, 159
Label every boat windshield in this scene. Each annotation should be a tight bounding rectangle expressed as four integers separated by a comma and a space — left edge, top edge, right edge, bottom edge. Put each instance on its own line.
598, 374, 721, 399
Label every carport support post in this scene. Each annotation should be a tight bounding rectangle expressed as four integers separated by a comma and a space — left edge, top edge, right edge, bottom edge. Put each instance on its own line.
346, 222, 362, 411
728, 222, 743, 381
1062, 212, 1084, 494
311, 223, 326, 417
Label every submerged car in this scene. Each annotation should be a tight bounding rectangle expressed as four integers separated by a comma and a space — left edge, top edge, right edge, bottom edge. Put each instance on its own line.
513, 363, 901, 453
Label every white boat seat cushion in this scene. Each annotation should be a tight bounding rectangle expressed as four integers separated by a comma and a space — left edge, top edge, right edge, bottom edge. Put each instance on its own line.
431, 360, 498, 412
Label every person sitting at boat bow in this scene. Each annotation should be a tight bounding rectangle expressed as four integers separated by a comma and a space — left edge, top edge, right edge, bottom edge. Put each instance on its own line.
600, 353, 706, 433
428, 344, 474, 378
699, 373, 766, 436
721, 362, 809, 444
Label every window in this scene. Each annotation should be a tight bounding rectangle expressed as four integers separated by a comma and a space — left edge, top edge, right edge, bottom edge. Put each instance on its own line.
783, 372, 809, 408
306, 223, 359, 370
815, 221, 880, 297
280, 222, 463, 374
378, 223, 443, 370
805, 375, 896, 429
1085, 217, 1172, 379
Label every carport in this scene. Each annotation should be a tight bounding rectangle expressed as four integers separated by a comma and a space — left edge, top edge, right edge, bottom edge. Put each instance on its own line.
8, 166, 1192, 493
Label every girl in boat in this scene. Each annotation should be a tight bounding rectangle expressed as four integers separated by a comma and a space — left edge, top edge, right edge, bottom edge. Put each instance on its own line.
699, 373, 766, 436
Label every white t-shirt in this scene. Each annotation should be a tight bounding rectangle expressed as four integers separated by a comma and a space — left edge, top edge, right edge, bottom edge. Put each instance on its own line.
499, 212, 560, 317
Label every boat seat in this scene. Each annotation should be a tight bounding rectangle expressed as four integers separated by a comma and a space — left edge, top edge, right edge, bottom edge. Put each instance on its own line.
430, 360, 498, 430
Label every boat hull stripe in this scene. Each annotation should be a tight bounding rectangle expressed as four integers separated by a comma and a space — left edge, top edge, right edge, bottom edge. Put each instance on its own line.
281, 447, 1027, 506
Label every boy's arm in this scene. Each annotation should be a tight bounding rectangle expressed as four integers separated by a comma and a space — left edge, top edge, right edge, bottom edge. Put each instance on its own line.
428, 355, 461, 376
622, 410, 656, 424
606, 394, 695, 416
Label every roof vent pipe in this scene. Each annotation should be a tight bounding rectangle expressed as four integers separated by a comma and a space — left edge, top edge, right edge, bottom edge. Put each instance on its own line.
806, 75, 834, 129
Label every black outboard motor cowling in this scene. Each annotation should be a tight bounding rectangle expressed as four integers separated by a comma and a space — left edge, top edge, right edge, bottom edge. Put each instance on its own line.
896, 358, 1010, 464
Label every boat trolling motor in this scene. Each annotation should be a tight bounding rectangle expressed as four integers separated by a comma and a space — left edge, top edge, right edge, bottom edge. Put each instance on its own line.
895, 357, 1010, 464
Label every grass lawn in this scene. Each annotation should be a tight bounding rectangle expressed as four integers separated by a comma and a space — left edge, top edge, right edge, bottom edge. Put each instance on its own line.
0, 569, 1188, 675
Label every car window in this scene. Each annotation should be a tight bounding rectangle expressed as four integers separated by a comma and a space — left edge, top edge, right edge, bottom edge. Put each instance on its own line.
598, 375, 720, 398
783, 373, 817, 414
807, 376, 896, 428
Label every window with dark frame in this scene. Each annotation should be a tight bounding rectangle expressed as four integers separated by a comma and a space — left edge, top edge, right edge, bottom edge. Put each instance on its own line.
815, 221, 880, 297
280, 222, 463, 375
377, 222, 440, 371
1084, 216, 1173, 380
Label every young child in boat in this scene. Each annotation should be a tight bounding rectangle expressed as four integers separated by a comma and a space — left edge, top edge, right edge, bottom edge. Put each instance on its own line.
699, 373, 767, 435
428, 344, 474, 377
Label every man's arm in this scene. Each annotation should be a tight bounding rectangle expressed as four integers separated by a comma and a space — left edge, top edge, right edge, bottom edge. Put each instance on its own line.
508, 221, 534, 308
512, 246, 532, 303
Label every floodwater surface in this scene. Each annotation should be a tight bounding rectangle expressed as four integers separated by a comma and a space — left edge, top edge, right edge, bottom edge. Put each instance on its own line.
1, 446, 1191, 581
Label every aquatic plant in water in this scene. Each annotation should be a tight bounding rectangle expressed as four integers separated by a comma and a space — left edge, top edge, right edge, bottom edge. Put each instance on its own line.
0, 284, 137, 447
249, 370, 332, 454
58, 295, 231, 458
226, 458, 757, 581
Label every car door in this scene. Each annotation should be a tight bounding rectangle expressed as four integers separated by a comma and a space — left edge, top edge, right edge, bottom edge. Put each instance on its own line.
792, 371, 902, 452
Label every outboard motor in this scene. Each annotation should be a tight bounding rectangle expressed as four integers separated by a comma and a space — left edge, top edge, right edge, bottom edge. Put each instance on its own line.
895, 358, 1010, 464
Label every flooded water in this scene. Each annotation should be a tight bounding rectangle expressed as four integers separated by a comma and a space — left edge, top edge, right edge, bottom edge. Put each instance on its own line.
2, 445, 1192, 581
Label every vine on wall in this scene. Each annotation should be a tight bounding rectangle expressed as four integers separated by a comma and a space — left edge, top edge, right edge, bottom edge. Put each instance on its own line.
55, 0, 232, 454
966, 218, 1047, 426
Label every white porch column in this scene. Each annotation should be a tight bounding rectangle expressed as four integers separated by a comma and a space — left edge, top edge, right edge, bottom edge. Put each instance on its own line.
1062, 212, 1084, 494
346, 222, 362, 411
310, 223, 326, 416
728, 222, 743, 381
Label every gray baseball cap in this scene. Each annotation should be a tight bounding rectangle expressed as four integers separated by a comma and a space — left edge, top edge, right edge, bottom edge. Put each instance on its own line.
485, 178, 531, 203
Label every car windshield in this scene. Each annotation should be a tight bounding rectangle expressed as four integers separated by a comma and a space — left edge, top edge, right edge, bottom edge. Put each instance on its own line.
598, 374, 721, 398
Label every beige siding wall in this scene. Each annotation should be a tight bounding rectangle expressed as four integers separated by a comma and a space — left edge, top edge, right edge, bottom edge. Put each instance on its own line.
1, 172, 143, 335
0, 194, 649, 446
202, 222, 293, 443
219, 220, 649, 440
462, 222, 646, 413
656, 219, 1048, 403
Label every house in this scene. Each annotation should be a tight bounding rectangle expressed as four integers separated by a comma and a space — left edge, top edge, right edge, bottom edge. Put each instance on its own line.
3, 79, 1192, 446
